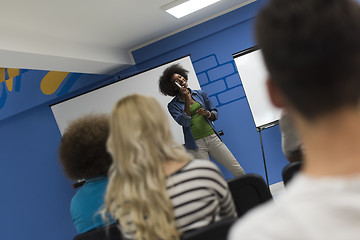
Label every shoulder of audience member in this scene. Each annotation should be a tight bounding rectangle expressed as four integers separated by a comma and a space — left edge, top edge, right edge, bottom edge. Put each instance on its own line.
228, 199, 301, 240
189, 159, 223, 175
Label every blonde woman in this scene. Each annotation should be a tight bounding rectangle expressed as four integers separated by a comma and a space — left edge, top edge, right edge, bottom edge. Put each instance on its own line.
103, 94, 237, 240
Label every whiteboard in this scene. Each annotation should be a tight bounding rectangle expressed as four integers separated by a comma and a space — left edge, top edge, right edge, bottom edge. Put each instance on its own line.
233, 47, 281, 128
51, 56, 201, 145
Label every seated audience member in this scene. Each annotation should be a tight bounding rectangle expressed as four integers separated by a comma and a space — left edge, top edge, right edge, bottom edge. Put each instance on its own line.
229, 0, 360, 239
279, 110, 303, 162
102, 94, 236, 240
59, 114, 113, 234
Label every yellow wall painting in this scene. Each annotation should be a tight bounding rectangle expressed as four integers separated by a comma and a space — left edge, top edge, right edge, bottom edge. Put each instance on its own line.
0, 68, 5, 82
0, 67, 70, 95
40, 71, 70, 95
0, 68, 20, 92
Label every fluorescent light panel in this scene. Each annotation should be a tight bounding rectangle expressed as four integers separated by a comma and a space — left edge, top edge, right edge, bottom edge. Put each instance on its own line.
165, 0, 221, 19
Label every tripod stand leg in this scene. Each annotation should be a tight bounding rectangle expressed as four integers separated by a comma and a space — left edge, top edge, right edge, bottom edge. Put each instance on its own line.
258, 129, 270, 186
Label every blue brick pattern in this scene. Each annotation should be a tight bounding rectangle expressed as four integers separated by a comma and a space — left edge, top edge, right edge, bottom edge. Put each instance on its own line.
201, 80, 226, 93
207, 63, 234, 81
193, 55, 218, 72
225, 73, 242, 88
218, 86, 246, 105
196, 72, 209, 85
193, 54, 246, 108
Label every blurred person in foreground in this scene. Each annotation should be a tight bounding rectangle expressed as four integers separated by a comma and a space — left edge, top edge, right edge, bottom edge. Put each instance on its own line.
229, 0, 360, 239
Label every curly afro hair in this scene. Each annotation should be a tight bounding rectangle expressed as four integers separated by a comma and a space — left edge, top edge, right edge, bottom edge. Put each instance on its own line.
159, 64, 189, 96
59, 114, 112, 180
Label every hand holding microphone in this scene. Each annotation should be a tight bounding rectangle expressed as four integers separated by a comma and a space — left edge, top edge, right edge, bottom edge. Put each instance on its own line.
176, 82, 191, 101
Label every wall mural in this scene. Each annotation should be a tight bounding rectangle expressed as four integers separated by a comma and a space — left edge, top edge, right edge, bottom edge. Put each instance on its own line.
0, 67, 109, 121
0, 68, 24, 109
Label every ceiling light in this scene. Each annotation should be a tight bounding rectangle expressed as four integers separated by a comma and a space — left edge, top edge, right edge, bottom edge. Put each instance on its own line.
163, 0, 222, 19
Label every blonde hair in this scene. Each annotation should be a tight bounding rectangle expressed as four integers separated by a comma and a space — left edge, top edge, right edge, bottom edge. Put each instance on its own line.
103, 94, 192, 240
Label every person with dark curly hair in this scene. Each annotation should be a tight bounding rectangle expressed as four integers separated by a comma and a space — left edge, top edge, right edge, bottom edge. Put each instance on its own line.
59, 114, 113, 233
159, 64, 245, 177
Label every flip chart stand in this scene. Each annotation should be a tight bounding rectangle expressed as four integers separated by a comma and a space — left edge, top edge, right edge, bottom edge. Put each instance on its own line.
256, 120, 279, 186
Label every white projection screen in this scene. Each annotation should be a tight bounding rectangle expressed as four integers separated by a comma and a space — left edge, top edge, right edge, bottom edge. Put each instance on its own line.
233, 47, 281, 129
51, 56, 201, 145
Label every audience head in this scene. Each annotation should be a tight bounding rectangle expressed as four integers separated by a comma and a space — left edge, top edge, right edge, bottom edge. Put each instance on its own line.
256, 0, 360, 121
59, 114, 111, 180
159, 64, 189, 96
104, 94, 192, 240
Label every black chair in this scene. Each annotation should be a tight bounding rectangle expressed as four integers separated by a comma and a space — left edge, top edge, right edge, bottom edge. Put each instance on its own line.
75, 219, 235, 240
73, 223, 122, 240
227, 174, 272, 218
181, 218, 237, 240
282, 161, 302, 186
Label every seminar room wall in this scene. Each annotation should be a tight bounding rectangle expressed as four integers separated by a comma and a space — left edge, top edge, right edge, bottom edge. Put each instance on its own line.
0, 1, 287, 239
0, 69, 112, 239
117, 0, 288, 184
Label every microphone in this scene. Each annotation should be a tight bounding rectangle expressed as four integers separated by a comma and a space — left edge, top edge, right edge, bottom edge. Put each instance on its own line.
175, 82, 182, 89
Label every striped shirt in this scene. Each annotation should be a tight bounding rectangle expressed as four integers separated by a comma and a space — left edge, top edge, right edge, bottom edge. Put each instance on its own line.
120, 159, 237, 238
167, 159, 237, 233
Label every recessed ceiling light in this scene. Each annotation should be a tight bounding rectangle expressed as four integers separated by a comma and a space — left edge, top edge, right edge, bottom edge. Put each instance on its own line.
162, 0, 222, 19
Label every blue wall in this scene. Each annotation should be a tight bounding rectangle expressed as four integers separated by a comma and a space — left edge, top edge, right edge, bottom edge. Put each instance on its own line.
0, 71, 111, 239
0, 1, 288, 239
0, 105, 77, 239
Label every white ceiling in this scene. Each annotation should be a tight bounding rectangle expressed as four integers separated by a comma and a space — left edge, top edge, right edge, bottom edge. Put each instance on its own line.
1, 0, 254, 75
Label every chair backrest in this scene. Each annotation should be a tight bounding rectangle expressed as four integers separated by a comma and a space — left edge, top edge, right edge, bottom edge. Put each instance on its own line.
75, 219, 235, 240
73, 223, 122, 240
282, 161, 302, 186
181, 218, 237, 240
227, 174, 272, 218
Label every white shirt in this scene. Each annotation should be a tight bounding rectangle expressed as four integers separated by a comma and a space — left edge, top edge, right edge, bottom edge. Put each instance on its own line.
228, 173, 360, 240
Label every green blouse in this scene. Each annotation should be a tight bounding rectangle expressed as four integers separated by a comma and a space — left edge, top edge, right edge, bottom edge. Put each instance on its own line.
189, 102, 215, 140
